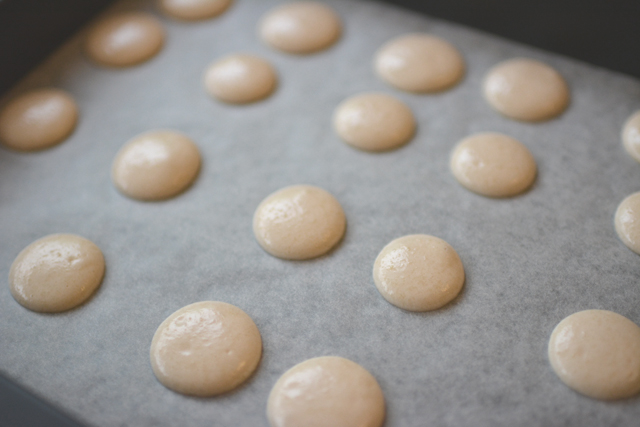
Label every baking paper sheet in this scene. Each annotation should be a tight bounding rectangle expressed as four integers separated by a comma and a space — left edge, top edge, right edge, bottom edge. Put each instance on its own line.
1, 0, 640, 425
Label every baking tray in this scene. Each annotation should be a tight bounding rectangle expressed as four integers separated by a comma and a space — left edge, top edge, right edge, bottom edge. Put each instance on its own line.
1, 0, 640, 426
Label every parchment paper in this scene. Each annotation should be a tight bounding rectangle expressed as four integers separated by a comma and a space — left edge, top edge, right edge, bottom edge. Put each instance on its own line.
1, 0, 640, 425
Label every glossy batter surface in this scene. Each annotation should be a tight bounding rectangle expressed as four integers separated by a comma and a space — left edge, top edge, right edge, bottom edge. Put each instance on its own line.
615, 192, 640, 254
112, 130, 201, 201
483, 58, 569, 121
622, 110, 640, 163
204, 54, 277, 104
253, 185, 346, 260
150, 301, 262, 396
85, 12, 165, 67
267, 356, 385, 427
548, 310, 640, 400
333, 93, 415, 151
373, 234, 464, 311
9, 234, 105, 313
259, 2, 341, 54
375, 33, 465, 93
450, 132, 537, 197
0, 89, 78, 151
160, 0, 233, 21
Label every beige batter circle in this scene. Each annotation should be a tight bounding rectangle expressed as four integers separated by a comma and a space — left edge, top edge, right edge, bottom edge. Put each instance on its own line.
150, 301, 262, 396
9, 234, 105, 313
450, 132, 537, 198
267, 356, 385, 427
333, 93, 416, 152
204, 54, 278, 104
622, 110, 640, 163
548, 310, 640, 400
375, 33, 465, 93
0, 89, 78, 151
85, 12, 165, 67
112, 130, 201, 201
160, 0, 233, 21
259, 2, 342, 54
483, 58, 569, 122
614, 192, 640, 255
373, 234, 464, 312
253, 185, 346, 260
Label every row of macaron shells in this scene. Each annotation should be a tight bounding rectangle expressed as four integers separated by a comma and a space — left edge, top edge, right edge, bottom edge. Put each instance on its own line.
1, 8, 559, 198
4, 0, 640, 423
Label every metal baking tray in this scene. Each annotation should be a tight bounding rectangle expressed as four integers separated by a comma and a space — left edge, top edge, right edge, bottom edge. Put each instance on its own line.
1, 1, 639, 426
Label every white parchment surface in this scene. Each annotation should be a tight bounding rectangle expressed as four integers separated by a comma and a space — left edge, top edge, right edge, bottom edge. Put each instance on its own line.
1, 0, 640, 425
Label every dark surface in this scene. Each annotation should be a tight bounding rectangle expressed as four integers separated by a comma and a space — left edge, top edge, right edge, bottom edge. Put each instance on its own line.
0, 0, 113, 96
0, 374, 85, 427
0, 0, 638, 425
